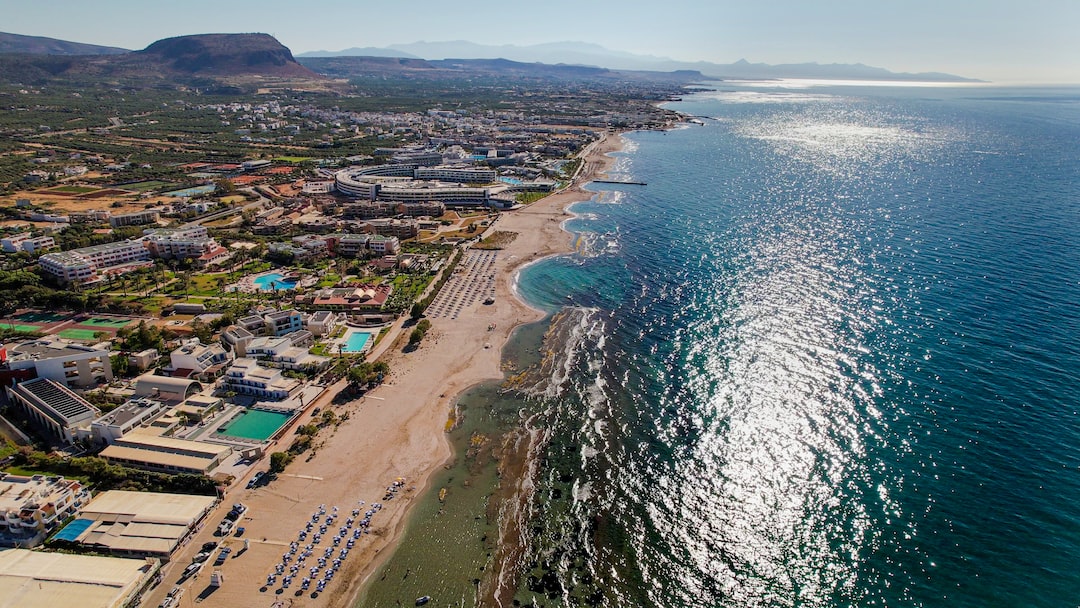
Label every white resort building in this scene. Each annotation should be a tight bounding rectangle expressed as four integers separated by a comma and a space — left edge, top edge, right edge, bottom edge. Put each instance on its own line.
38, 240, 151, 284
0, 473, 89, 546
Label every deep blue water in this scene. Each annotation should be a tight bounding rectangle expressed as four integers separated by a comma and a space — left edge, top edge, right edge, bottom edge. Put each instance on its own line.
514, 83, 1080, 607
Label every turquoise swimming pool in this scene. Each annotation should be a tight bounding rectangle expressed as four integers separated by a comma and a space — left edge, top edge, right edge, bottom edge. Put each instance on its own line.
215, 409, 292, 441
253, 273, 297, 291
342, 331, 372, 353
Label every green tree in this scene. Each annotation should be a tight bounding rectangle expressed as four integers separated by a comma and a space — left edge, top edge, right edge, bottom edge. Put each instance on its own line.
110, 354, 130, 376
410, 302, 424, 319
408, 327, 425, 346
269, 451, 293, 472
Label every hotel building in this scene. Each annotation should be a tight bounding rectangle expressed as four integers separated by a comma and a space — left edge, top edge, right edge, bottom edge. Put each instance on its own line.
4, 378, 101, 445
0, 473, 89, 546
38, 240, 151, 284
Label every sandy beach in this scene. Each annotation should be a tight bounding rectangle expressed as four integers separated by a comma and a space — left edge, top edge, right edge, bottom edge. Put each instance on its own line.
144, 131, 624, 608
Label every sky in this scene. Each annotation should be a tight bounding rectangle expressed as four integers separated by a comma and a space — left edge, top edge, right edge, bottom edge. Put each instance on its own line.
3, 0, 1078, 83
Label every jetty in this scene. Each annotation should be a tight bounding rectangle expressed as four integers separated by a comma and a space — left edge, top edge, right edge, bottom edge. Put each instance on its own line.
591, 179, 647, 186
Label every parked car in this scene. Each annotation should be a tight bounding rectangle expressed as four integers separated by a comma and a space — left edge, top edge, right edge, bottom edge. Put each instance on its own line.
246, 472, 265, 489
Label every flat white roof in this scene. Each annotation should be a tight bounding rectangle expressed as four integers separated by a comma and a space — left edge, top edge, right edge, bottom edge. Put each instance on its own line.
116, 431, 232, 458
79, 490, 216, 527
0, 548, 154, 608
99, 445, 218, 473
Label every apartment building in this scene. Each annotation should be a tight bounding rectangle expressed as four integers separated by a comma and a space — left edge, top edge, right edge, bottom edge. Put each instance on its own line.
109, 210, 160, 228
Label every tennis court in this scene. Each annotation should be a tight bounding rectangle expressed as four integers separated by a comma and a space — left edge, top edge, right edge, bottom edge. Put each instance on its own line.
57, 328, 101, 341
77, 317, 132, 328
15, 311, 65, 323
3, 324, 41, 332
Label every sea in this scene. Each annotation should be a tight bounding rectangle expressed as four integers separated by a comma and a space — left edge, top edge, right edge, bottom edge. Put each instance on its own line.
358, 81, 1080, 608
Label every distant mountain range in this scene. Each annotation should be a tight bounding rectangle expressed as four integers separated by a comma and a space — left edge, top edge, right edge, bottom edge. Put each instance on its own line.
300, 40, 980, 82
298, 55, 705, 85
0, 31, 979, 86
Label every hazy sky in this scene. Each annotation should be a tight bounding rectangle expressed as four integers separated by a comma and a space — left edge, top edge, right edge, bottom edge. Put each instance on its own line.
4, 0, 1078, 83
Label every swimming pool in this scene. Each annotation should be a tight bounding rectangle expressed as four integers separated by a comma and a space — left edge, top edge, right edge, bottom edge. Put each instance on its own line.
253, 273, 297, 291
341, 331, 372, 353
215, 409, 292, 441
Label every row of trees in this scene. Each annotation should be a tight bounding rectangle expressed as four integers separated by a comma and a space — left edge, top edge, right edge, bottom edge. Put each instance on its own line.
10, 448, 220, 495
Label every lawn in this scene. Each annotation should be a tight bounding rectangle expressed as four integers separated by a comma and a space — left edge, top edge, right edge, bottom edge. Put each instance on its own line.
273, 156, 314, 163
165, 273, 229, 297
47, 185, 98, 194
317, 273, 342, 288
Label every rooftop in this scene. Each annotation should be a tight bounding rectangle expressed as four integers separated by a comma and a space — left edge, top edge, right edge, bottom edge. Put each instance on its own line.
78, 490, 217, 527
8, 339, 108, 362
10, 378, 99, 425
0, 549, 156, 608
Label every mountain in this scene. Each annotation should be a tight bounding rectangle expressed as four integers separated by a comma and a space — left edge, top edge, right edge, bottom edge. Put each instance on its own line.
298, 47, 421, 59
362, 40, 980, 83
0, 31, 128, 55
0, 33, 320, 85
133, 33, 316, 77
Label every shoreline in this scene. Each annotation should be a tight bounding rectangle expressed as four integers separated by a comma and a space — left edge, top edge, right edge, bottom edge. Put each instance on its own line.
144, 130, 628, 608
343, 130, 628, 606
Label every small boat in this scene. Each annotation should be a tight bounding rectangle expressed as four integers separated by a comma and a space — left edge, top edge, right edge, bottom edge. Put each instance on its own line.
415, 597, 431, 606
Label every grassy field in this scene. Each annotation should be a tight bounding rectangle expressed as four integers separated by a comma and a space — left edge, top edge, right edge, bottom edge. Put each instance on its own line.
47, 185, 98, 194
273, 156, 314, 163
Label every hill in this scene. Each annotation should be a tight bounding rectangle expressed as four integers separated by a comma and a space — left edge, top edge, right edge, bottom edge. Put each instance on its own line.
134, 33, 315, 77
0, 31, 128, 55
0, 33, 319, 87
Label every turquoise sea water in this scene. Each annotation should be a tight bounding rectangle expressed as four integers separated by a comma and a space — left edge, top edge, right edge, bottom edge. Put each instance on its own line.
510, 83, 1080, 607
361, 83, 1080, 608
